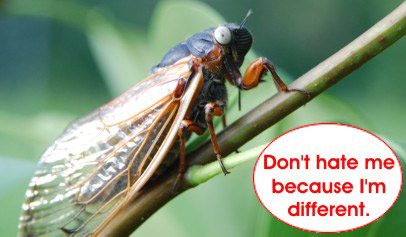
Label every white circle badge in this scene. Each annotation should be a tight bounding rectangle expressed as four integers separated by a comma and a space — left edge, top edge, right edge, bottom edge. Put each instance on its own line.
253, 123, 403, 233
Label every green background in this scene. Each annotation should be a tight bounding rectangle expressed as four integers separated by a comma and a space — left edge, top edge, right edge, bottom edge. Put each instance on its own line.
0, 0, 405, 236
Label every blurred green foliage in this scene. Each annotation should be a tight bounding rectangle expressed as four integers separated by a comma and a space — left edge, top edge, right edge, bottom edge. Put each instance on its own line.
0, 0, 405, 236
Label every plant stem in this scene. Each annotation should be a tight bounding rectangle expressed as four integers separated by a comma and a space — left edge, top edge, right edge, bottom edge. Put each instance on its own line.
186, 144, 267, 185
102, 2, 406, 236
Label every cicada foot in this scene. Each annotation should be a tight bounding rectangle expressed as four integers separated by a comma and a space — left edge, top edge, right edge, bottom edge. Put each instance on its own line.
205, 102, 230, 175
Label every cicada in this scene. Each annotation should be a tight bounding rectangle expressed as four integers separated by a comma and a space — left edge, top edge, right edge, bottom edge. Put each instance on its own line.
19, 12, 307, 236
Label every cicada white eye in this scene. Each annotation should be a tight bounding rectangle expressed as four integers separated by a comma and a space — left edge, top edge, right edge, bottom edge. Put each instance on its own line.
214, 26, 231, 45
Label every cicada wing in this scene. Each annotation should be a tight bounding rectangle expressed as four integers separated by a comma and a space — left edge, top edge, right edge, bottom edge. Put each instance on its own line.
94, 66, 204, 235
18, 58, 198, 236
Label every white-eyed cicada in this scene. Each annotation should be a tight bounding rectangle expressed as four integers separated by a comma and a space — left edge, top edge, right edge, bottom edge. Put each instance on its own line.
19, 12, 308, 236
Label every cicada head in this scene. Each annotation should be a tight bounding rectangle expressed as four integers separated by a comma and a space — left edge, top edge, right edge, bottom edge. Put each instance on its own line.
211, 10, 253, 88
224, 23, 253, 67
212, 10, 253, 67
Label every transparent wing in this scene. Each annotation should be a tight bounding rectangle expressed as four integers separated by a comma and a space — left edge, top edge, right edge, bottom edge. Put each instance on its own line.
19, 58, 195, 236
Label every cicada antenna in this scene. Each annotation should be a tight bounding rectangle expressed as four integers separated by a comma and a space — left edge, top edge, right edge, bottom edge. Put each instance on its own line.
237, 9, 252, 111
239, 9, 253, 30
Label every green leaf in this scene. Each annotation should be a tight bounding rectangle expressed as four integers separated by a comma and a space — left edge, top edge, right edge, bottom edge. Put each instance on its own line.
148, 0, 225, 58
0, 111, 74, 160
86, 10, 153, 95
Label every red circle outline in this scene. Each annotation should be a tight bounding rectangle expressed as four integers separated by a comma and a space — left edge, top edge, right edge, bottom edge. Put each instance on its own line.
252, 122, 404, 234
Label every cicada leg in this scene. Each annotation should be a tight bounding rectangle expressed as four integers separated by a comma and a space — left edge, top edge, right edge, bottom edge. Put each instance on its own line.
174, 61, 198, 99
205, 102, 230, 175
242, 57, 311, 97
173, 120, 205, 193
219, 111, 240, 154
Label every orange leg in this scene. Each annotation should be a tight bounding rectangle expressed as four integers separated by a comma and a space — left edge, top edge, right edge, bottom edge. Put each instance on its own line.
173, 120, 205, 192
174, 101, 229, 193
241, 57, 311, 97
205, 102, 230, 175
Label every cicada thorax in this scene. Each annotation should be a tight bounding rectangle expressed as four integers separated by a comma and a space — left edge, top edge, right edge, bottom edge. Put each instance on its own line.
188, 67, 227, 128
